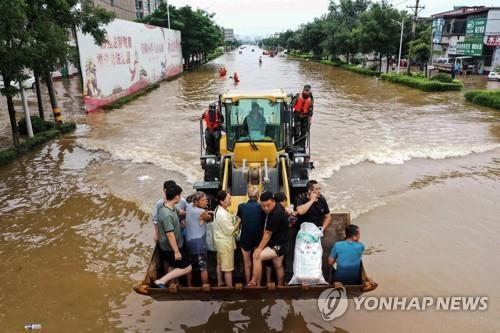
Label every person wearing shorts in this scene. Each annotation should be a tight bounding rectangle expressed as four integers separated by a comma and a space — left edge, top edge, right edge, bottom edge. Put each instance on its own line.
153, 184, 192, 288
185, 192, 213, 286
237, 186, 265, 284
248, 191, 289, 287
213, 191, 240, 287
159, 245, 191, 269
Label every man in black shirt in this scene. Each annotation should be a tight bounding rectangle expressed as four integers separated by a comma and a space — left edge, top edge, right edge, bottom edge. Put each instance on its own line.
295, 180, 332, 231
248, 191, 289, 287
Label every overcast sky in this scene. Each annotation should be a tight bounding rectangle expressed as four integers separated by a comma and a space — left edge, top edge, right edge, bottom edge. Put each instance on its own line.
168, 0, 496, 38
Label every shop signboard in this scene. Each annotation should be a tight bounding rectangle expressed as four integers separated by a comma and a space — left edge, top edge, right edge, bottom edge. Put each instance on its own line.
456, 37, 483, 56
432, 18, 445, 43
466, 17, 487, 36
486, 35, 500, 46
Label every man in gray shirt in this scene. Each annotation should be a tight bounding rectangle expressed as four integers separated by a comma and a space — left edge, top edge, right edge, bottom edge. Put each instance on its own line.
152, 180, 187, 242
154, 184, 192, 288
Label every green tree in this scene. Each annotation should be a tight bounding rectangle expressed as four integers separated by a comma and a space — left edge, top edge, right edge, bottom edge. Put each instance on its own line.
0, 0, 32, 145
140, 4, 223, 68
300, 18, 328, 59
26, 0, 114, 123
408, 24, 431, 75
325, 0, 369, 62
1, 0, 114, 146
261, 36, 279, 50
359, 3, 409, 72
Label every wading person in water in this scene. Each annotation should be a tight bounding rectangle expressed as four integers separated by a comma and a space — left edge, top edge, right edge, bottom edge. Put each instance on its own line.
154, 184, 192, 288
248, 191, 289, 287
328, 224, 364, 286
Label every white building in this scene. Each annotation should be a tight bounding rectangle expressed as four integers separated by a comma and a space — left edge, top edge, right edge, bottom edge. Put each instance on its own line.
224, 29, 235, 42
135, 0, 164, 19
431, 6, 500, 73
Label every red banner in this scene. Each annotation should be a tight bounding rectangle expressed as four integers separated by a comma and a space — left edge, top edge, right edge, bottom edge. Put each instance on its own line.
486, 35, 500, 46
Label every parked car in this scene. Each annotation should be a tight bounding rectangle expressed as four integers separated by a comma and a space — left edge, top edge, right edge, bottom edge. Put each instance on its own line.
0, 76, 36, 89
488, 67, 500, 81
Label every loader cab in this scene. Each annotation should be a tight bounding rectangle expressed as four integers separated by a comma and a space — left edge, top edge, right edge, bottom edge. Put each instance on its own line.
195, 90, 313, 212
224, 96, 286, 152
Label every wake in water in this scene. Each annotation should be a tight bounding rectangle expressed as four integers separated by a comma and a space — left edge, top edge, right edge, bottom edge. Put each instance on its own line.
312, 142, 500, 182
73, 51, 500, 222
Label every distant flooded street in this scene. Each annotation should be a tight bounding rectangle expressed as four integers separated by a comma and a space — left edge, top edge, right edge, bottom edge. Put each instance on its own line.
1, 48, 499, 332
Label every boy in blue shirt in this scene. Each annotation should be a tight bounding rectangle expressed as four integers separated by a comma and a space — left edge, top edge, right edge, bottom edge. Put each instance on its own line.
328, 224, 364, 285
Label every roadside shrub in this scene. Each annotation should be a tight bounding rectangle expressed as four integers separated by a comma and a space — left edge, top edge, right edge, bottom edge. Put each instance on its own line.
57, 122, 77, 134
288, 51, 313, 59
207, 48, 224, 62
381, 73, 463, 91
464, 90, 482, 101
431, 73, 453, 83
320, 59, 342, 66
319, 59, 380, 76
0, 149, 16, 166
341, 64, 381, 77
102, 83, 160, 110
464, 90, 500, 110
0, 122, 77, 166
18, 116, 54, 135
351, 57, 362, 65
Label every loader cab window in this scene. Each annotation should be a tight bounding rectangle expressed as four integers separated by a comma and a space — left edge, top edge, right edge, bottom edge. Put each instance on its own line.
225, 98, 284, 151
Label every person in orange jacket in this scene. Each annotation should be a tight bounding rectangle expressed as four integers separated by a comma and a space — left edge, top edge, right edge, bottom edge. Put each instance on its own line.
291, 85, 314, 149
201, 103, 224, 155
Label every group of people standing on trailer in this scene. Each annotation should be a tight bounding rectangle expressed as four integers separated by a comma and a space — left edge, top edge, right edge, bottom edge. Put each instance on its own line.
152, 180, 365, 289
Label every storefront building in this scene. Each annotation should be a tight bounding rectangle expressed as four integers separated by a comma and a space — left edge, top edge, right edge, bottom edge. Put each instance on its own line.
431, 6, 500, 74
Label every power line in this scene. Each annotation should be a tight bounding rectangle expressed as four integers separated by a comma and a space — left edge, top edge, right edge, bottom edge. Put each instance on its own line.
405, 0, 425, 74
392, 0, 408, 8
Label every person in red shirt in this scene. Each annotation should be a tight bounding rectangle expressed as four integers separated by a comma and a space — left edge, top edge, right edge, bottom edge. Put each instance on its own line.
201, 103, 224, 155
292, 85, 314, 149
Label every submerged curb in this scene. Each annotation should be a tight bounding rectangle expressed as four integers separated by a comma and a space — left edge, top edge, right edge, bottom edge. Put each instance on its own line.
0, 122, 76, 166
381, 73, 463, 92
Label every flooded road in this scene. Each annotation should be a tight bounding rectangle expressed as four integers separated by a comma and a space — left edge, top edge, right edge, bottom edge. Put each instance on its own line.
1, 48, 500, 332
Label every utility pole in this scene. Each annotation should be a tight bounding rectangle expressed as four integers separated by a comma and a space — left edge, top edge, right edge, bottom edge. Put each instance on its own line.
44, 73, 63, 124
166, 0, 171, 29
20, 87, 34, 138
406, 0, 425, 74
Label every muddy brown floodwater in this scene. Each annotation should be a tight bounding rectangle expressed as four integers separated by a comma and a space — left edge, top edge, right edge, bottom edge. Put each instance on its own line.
1, 48, 500, 332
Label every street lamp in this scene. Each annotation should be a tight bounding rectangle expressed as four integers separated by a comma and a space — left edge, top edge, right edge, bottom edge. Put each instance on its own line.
391, 18, 404, 74
166, 0, 170, 29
